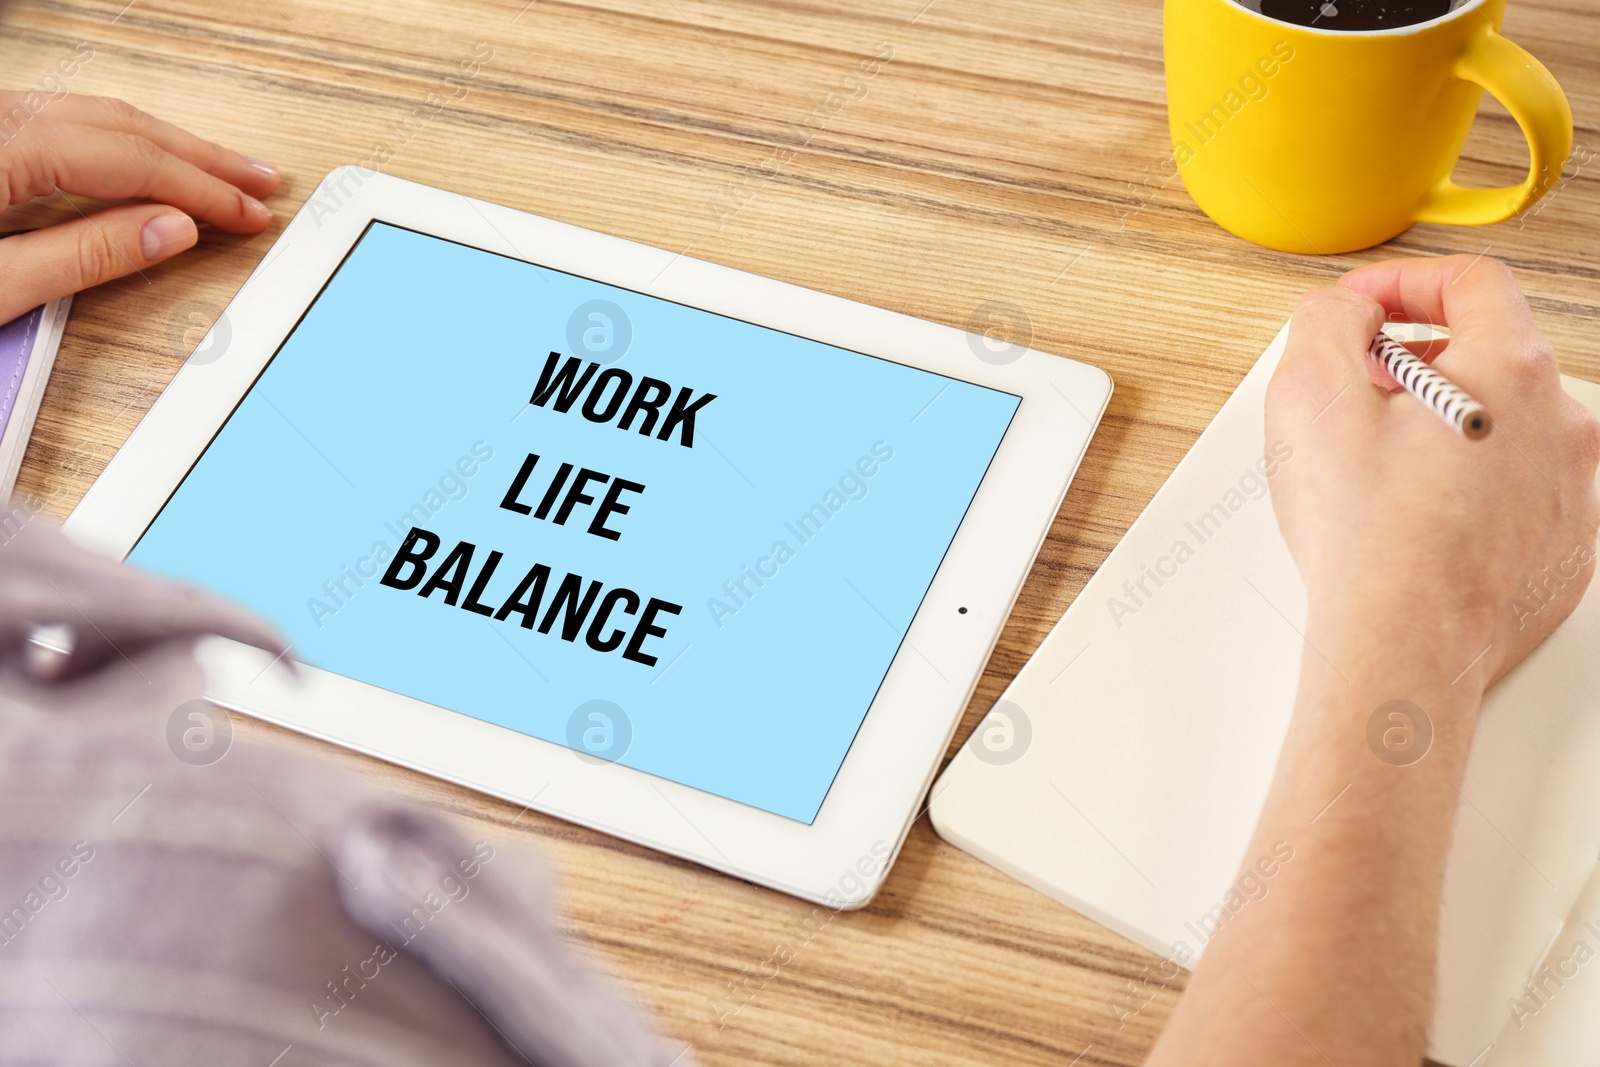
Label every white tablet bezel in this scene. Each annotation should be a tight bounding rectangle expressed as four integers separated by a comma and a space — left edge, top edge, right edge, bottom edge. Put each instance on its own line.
64, 168, 1111, 907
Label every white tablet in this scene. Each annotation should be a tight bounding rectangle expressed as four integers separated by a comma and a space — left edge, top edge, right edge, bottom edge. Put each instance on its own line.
65, 169, 1110, 907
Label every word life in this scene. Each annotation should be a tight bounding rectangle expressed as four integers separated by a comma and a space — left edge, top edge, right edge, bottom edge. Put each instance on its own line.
499, 452, 645, 542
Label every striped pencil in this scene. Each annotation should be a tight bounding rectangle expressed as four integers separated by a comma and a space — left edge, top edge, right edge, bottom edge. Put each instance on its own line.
1369, 333, 1492, 440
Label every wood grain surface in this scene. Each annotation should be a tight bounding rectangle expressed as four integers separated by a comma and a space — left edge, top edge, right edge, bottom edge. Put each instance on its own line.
3, 0, 1597, 1063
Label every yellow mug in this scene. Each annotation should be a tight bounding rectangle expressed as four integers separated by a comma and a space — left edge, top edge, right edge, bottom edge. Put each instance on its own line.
1163, 0, 1573, 253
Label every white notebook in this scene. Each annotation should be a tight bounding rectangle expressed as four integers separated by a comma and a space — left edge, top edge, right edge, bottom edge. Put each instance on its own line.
930, 322, 1600, 1067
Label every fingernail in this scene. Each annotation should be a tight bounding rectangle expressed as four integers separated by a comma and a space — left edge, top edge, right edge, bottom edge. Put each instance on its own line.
140, 213, 198, 260
244, 156, 279, 179
245, 194, 272, 222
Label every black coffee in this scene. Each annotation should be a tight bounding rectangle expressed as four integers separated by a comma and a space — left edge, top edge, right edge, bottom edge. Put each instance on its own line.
1258, 0, 1453, 29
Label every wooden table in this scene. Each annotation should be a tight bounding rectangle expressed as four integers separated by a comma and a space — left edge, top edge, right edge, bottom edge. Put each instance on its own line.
5, 1, 1597, 1063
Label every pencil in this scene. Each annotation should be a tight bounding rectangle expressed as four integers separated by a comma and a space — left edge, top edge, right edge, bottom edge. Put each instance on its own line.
1368, 333, 1491, 440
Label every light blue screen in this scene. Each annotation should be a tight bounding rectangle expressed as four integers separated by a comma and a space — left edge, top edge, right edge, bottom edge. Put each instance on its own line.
130, 222, 1019, 822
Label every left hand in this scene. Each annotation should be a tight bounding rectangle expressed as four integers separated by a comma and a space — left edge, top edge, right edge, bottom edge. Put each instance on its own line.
0, 93, 279, 323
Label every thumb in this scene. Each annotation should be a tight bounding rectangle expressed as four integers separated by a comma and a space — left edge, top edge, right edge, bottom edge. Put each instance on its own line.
0, 204, 198, 323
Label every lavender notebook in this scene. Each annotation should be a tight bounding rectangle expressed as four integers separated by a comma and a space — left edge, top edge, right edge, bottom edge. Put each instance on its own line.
0, 307, 42, 435
0, 298, 72, 502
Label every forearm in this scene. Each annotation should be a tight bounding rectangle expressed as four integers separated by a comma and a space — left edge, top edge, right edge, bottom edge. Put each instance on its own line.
1146, 606, 1486, 1066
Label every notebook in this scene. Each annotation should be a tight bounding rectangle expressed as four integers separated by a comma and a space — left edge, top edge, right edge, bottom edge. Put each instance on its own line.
0, 298, 72, 502
929, 321, 1600, 1067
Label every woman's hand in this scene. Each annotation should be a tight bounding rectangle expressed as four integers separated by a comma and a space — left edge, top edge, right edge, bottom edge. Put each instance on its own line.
0, 93, 279, 323
1152, 257, 1600, 1067
1265, 254, 1600, 691
0, 516, 290, 681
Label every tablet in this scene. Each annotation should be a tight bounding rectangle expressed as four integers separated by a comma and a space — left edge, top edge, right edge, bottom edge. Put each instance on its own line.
65, 169, 1110, 906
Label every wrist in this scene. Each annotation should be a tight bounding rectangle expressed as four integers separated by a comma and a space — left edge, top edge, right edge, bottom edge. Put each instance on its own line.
1298, 612, 1487, 751
1304, 576, 1498, 699
1277, 631, 1482, 793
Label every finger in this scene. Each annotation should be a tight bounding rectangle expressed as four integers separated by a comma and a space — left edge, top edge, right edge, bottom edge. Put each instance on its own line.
1, 584, 291, 682
42, 95, 280, 201
40, 639, 206, 713
2, 122, 271, 233
1369, 338, 1450, 394
56, 607, 293, 681
1351, 256, 1562, 413
0, 204, 196, 322
1274, 285, 1387, 422
1343, 256, 1559, 410
58, 566, 294, 674
1339, 255, 1536, 347
334, 810, 681, 1067
0, 518, 294, 680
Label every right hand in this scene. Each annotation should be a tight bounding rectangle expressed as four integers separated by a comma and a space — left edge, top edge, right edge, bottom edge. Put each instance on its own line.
0, 515, 290, 681
1264, 255, 1600, 690
0, 92, 279, 324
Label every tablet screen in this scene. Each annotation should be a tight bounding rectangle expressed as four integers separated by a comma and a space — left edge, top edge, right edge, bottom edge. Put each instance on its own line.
129, 222, 1019, 822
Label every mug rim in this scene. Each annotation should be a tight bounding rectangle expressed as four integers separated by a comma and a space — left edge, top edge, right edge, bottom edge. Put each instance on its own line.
1225, 0, 1489, 38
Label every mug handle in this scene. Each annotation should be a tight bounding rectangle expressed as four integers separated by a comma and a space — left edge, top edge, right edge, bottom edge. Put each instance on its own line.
1415, 22, 1572, 226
